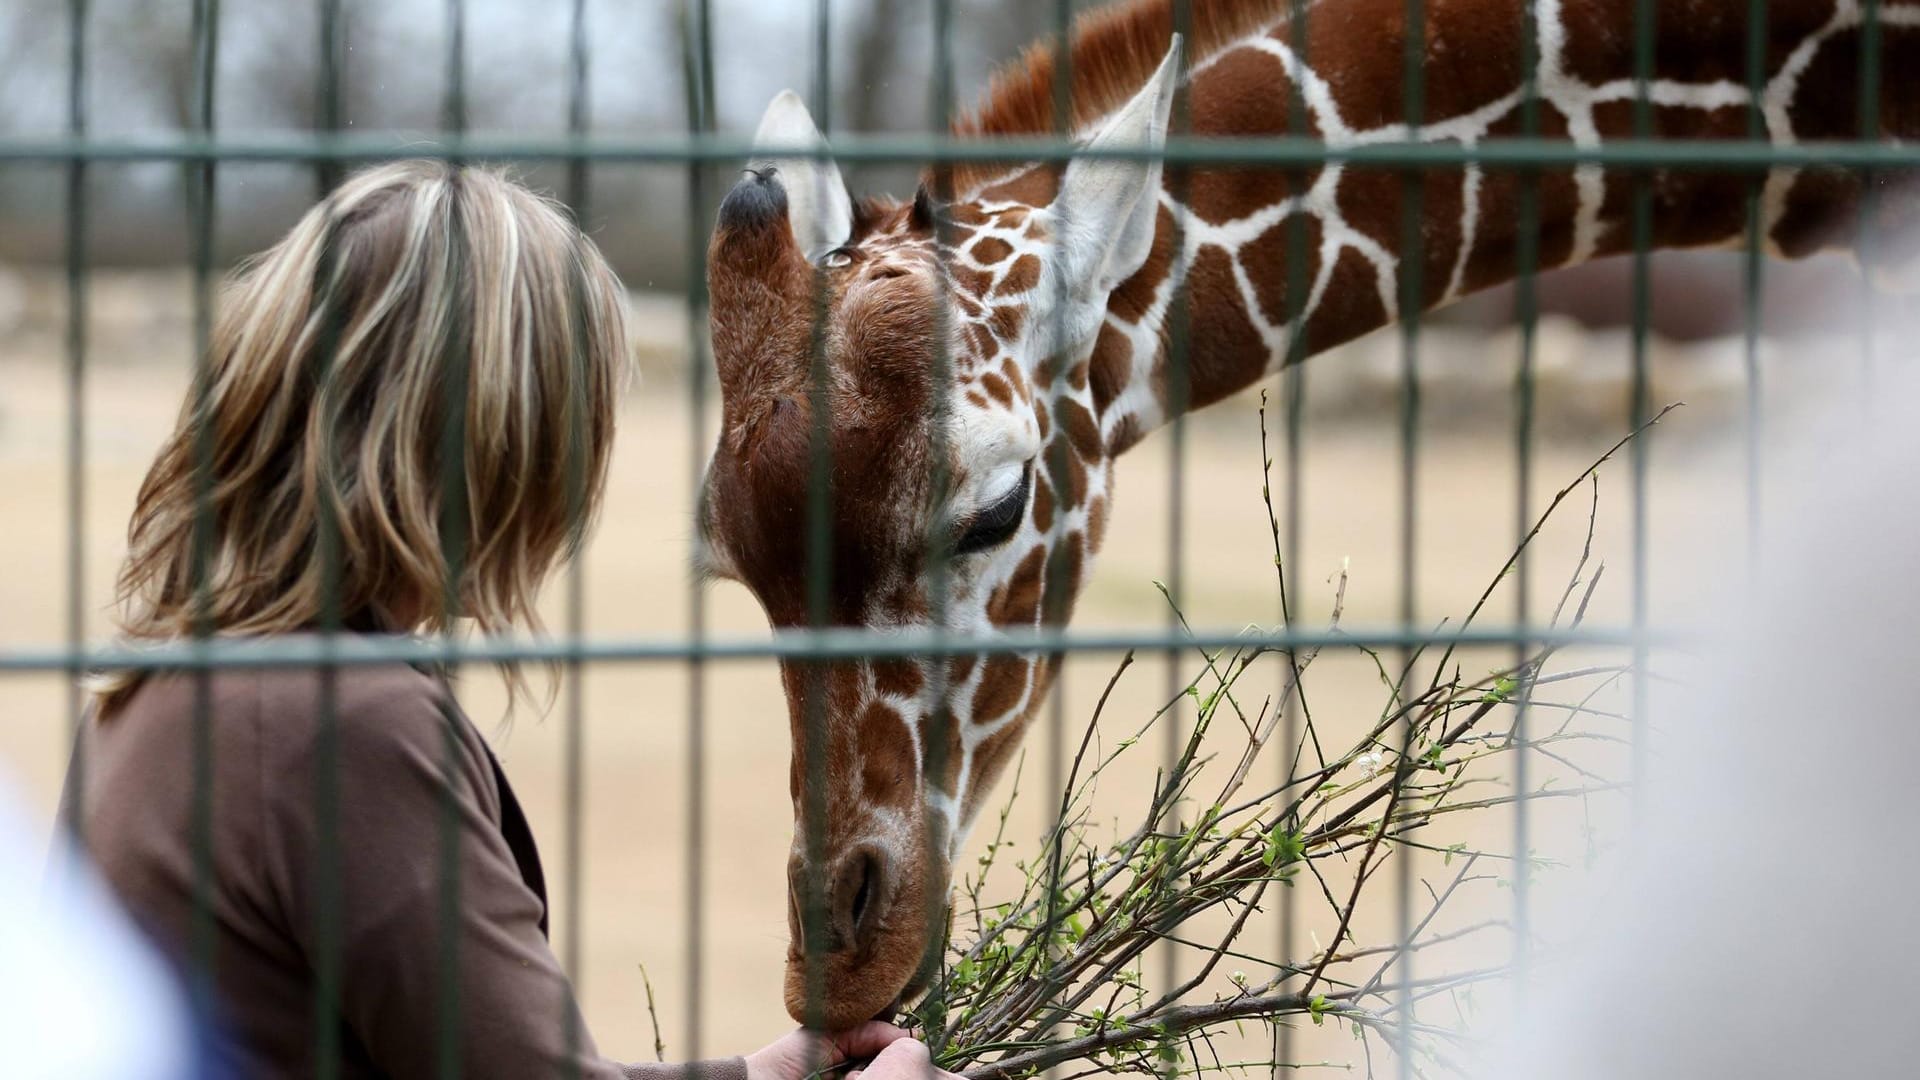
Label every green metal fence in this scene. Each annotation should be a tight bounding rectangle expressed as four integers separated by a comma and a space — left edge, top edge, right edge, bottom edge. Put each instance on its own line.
1, 0, 1898, 1077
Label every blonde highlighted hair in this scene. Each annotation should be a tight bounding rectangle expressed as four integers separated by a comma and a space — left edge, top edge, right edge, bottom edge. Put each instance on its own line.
96, 160, 629, 715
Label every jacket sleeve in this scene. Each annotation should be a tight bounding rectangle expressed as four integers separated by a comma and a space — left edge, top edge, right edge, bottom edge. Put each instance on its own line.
256, 665, 746, 1080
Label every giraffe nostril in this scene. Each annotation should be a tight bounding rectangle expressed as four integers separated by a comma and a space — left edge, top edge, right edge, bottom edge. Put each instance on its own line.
832, 845, 895, 956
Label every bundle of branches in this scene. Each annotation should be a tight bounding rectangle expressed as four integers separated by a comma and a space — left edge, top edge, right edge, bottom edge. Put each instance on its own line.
908, 400, 1675, 1079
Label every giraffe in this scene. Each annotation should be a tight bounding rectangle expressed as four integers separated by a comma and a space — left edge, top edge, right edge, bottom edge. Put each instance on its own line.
700, 0, 1920, 1029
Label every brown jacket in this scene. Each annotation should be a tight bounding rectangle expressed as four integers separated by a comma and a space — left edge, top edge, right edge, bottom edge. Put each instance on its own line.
62, 656, 745, 1080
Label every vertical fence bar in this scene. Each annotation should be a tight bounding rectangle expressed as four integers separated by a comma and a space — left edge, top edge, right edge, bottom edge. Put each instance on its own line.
679, 0, 716, 1064
309, 212, 348, 1080
1626, 0, 1654, 825
813, 0, 834, 132
62, 0, 90, 851
309, 6, 351, 1068
1856, 0, 1883, 409
1274, 1, 1314, 1070
1392, 0, 1428, 1072
309, 5, 348, 1076
315, 0, 343, 196
920, 0, 958, 1061
435, 2, 470, 1075
185, 0, 222, 1025
1509, 0, 1543, 1002
1741, 0, 1768, 564
561, 2, 592, 1073
1039, 1, 1075, 1062
794, 0, 837, 1034
443, 0, 468, 136
1158, 0, 1194, 1002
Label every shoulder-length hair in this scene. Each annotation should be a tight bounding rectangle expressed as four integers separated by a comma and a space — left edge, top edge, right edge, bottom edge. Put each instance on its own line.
95, 160, 629, 715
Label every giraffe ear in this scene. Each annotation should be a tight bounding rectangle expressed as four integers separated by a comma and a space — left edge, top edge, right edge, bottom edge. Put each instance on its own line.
750, 90, 854, 261
1049, 36, 1182, 297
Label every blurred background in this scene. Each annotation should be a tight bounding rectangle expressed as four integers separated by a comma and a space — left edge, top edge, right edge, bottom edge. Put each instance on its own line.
0, 0, 1900, 1071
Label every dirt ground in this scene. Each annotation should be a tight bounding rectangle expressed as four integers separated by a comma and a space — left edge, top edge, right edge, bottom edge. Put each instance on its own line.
0, 274, 1860, 1067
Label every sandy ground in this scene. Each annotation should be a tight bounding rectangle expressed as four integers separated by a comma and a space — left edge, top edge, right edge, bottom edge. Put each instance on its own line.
0, 280, 1851, 1067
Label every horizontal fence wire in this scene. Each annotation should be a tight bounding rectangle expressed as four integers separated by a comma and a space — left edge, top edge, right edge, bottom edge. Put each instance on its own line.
0, 625, 1670, 675
3, 133, 1918, 168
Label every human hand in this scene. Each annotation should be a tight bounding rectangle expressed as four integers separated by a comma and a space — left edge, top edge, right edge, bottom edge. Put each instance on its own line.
744, 1024, 963, 1080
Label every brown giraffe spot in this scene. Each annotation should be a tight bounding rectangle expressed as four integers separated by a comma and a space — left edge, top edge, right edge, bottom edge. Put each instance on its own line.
1331, 166, 1470, 278
988, 304, 1025, 344
944, 203, 992, 229
1773, 172, 1856, 259
1041, 531, 1085, 625
1034, 397, 1052, 441
955, 293, 984, 319
1044, 434, 1089, 509
1187, 47, 1324, 225
970, 655, 1031, 724
988, 545, 1047, 627
1554, 0, 1834, 91
963, 720, 1029, 820
1086, 494, 1109, 552
996, 208, 1028, 231
1304, 249, 1394, 356
1108, 206, 1174, 323
1240, 213, 1327, 334
966, 389, 990, 409
953, 265, 994, 301
1178, 245, 1266, 412
858, 702, 914, 809
948, 655, 976, 686
1031, 471, 1056, 534
1057, 398, 1102, 460
1105, 414, 1144, 457
930, 711, 966, 794
999, 254, 1042, 296
1591, 100, 1750, 252
966, 324, 996, 360
1767, 21, 1920, 259
998, 358, 1030, 402
873, 659, 924, 699
980, 371, 1014, 408
1474, 102, 1583, 272
976, 166, 1059, 209
970, 235, 1014, 265
1089, 321, 1134, 415
1297, 0, 1515, 131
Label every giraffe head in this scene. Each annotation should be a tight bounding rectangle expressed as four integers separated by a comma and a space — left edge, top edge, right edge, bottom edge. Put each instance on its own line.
700, 41, 1180, 1029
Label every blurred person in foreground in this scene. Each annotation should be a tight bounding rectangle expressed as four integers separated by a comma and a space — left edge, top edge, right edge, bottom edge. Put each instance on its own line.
60, 160, 959, 1080
1, 771, 192, 1079
1477, 358, 1920, 1075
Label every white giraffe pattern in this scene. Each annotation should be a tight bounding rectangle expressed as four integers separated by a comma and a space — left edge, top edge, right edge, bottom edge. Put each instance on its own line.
848, 0, 1918, 859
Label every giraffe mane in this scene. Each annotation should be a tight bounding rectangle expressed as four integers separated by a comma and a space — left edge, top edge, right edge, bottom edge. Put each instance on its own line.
947, 0, 1296, 194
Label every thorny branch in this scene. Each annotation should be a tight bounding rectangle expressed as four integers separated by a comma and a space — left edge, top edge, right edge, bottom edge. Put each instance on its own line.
908, 407, 1663, 1079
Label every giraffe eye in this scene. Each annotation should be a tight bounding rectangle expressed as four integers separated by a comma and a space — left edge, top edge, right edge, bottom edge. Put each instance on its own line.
822, 248, 855, 269
955, 464, 1032, 556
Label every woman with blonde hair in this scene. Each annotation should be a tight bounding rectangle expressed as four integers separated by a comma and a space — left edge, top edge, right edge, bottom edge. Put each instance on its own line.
61, 161, 953, 1080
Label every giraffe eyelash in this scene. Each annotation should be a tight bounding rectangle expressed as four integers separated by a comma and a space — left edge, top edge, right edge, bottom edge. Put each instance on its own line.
954, 463, 1032, 556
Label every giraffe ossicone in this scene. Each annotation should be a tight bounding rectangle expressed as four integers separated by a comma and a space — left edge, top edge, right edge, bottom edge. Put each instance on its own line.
700, 0, 1920, 1030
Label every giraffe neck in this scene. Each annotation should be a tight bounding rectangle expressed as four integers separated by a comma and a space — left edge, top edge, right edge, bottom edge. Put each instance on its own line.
1036, 0, 1920, 455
